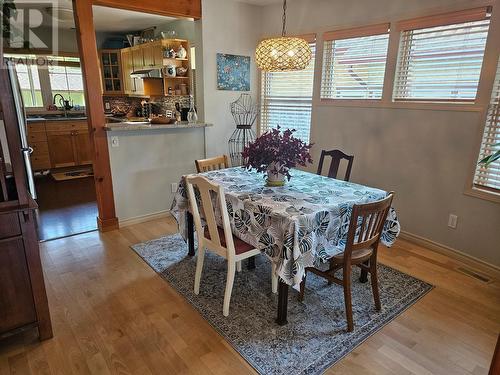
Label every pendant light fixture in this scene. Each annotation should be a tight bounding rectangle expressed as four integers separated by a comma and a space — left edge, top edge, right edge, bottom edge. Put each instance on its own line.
256, 0, 312, 72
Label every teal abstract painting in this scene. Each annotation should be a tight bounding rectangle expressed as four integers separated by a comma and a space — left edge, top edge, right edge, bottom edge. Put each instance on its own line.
217, 53, 250, 91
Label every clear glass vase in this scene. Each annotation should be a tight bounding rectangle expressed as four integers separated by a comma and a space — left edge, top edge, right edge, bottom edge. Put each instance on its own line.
187, 96, 198, 124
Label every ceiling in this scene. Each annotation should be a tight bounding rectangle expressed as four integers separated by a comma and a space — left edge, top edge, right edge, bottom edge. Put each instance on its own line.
18, 1, 180, 32
92, 6, 178, 33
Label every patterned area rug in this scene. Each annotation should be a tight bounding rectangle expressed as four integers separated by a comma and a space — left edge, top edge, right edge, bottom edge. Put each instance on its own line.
131, 234, 432, 375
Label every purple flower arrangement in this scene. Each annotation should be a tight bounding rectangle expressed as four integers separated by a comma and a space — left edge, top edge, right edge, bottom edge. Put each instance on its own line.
242, 126, 313, 184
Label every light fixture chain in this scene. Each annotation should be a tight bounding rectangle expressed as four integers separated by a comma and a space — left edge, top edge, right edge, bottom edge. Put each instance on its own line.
281, 0, 287, 36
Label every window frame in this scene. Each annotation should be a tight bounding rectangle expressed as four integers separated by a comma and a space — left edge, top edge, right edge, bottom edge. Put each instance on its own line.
320, 23, 391, 102
4, 52, 84, 112
258, 34, 316, 144
392, 7, 491, 104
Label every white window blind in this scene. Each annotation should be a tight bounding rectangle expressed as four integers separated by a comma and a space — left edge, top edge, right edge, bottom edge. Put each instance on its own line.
394, 8, 490, 102
474, 57, 500, 191
260, 42, 315, 144
321, 24, 390, 100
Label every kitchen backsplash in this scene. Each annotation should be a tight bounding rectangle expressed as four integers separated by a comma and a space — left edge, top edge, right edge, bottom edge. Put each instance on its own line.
103, 95, 191, 117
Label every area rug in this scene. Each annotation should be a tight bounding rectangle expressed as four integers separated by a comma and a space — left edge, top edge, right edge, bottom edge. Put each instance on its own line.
131, 234, 432, 375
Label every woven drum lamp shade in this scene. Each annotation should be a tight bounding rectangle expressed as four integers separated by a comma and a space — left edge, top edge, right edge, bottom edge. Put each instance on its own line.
256, 37, 312, 72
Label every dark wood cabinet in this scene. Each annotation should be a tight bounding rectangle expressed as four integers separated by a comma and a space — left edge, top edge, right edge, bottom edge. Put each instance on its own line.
0, 66, 53, 341
0, 235, 37, 333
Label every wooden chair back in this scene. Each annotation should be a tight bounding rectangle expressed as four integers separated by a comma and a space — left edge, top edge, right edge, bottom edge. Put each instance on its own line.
343, 192, 394, 261
317, 149, 354, 181
185, 175, 236, 260
195, 155, 230, 173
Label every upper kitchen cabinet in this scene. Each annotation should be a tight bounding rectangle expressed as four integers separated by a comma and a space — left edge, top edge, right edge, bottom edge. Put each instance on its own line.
118, 38, 191, 98
99, 49, 124, 95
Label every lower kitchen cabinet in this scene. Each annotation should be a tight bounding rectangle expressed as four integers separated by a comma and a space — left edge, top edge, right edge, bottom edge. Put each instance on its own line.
28, 120, 93, 170
47, 131, 77, 168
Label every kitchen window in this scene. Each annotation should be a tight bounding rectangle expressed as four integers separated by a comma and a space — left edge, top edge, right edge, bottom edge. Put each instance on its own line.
321, 24, 390, 100
393, 7, 491, 103
4, 54, 85, 109
5, 55, 44, 108
260, 37, 316, 144
48, 56, 85, 106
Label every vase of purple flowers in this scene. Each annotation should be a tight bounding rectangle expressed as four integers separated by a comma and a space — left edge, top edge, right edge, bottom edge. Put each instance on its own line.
242, 126, 313, 186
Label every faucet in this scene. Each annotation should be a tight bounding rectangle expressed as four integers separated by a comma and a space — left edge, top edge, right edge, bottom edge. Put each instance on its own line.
53, 94, 73, 117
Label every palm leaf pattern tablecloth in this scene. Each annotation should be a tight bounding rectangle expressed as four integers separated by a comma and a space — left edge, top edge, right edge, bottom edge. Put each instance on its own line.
171, 167, 400, 289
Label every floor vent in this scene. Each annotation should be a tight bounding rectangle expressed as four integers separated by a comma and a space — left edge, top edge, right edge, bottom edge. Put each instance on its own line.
456, 267, 491, 283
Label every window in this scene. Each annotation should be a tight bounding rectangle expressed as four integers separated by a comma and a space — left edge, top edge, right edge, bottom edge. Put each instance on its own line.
321, 24, 390, 100
474, 57, 500, 192
4, 54, 85, 108
260, 38, 315, 143
394, 7, 490, 102
5, 55, 43, 107
48, 57, 85, 106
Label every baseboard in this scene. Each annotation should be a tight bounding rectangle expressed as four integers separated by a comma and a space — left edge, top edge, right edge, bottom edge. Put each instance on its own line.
398, 230, 500, 277
119, 210, 172, 227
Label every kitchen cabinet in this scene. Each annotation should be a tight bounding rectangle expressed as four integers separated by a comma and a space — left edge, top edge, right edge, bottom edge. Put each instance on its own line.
121, 48, 145, 96
74, 131, 93, 165
132, 47, 144, 71
117, 39, 191, 98
121, 48, 134, 95
142, 41, 163, 68
43, 120, 92, 168
99, 49, 124, 95
27, 123, 50, 171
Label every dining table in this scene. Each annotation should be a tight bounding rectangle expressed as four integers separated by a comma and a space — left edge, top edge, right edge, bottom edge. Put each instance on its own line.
171, 167, 400, 325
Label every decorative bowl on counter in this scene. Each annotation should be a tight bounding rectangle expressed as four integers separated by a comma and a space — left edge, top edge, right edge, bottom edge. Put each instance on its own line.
150, 116, 175, 125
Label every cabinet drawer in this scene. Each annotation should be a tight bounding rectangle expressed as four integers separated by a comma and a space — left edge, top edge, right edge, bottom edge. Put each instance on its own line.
31, 154, 51, 170
28, 131, 47, 143
31, 142, 49, 156
46, 121, 88, 132
0, 212, 21, 239
27, 122, 46, 133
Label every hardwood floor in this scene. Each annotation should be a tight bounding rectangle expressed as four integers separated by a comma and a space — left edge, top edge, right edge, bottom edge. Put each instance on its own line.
0, 216, 498, 374
35, 175, 98, 241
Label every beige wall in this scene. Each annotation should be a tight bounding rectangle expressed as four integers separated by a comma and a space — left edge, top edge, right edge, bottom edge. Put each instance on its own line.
107, 128, 205, 224
199, 0, 262, 157
258, 0, 500, 267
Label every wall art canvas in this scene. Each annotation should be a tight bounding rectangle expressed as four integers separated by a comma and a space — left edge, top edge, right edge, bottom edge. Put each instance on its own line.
217, 53, 250, 91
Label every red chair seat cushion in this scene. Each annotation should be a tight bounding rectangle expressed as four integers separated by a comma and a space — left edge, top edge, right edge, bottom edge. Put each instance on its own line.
204, 226, 255, 254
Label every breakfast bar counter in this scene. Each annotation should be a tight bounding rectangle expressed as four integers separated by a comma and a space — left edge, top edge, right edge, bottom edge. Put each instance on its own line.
104, 121, 212, 131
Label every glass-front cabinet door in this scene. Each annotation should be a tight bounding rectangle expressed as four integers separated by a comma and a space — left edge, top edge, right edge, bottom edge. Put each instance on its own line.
99, 49, 123, 95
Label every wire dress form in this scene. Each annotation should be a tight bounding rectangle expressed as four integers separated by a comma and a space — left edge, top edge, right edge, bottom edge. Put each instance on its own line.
228, 94, 259, 166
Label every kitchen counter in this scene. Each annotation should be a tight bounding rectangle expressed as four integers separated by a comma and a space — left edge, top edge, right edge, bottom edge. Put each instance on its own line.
104, 121, 212, 131
27, 116, 88, 122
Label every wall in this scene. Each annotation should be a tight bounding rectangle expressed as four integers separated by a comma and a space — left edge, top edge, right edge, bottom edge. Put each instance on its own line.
259, 0, 500, 267
106, 128, 205, 223
198, 0, 262, 157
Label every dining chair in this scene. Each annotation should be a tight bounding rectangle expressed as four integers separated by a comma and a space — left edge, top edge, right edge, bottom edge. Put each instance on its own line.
185, 175, 278, 316
195, 154, 230, 173
317, 149, 354, 181
298, 192, 394, 332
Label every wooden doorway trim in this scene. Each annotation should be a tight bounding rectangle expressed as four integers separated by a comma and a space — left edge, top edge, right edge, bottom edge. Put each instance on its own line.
72, 0, 117, 231
93, 0, 201, 19
72, 0, 202, 231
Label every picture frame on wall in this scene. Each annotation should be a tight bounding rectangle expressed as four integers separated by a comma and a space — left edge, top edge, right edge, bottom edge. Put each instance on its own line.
217, 53, 250, 91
